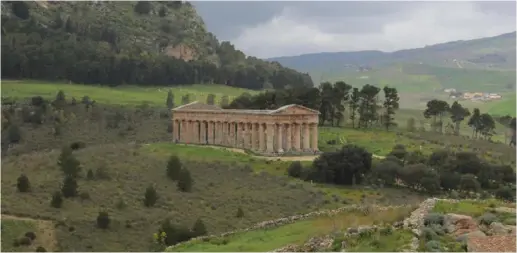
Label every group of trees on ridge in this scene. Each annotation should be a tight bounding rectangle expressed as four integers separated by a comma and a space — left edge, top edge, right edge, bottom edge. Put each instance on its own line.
288, 144, 516, 202
1, 1, 313, 89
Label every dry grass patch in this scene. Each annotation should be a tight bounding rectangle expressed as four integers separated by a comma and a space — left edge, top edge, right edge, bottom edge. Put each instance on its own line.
1, 144, 328, 251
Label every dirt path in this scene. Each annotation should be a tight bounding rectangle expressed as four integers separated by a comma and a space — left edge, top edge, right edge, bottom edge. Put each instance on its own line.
2, 214, 58, 251
179, 144, 385, 161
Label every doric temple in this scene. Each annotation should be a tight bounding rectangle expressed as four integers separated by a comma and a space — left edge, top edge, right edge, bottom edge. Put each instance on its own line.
171, 101, 320, 155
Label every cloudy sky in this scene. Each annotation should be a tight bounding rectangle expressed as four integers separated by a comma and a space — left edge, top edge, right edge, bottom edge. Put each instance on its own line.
192, 1, 516, 58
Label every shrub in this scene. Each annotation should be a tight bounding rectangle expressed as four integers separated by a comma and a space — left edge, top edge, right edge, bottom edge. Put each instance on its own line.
86, 169, 94, 180
36, 246, 47, 252
24, 231, 36, 240
495, 186, 515, 202
7, 124, 21, 143
96, 211, 110, 229
379, 226, 393, 236
61, 176, 78, 198
479, 213, 497, 226
430, 224, 445, 235
95, 166, 111, 180
11, 1, 30, 20
421, 227, 438, 241
158, 219, 195, 246
425, 240, 441, 252
58, 148, 81, 178
144, 185, 158, 207
134, 1, 152, 14
166, 155, 182, 180
18, 236, 31, 246
70, 141, 86, 150
16, 174, 30, 192
424, 213, 445, 226
51, 191, 63, 208
177, 169, 193, 192
236, 207, 244, 218
192, 218, 207, 237
287, 161, 303, 178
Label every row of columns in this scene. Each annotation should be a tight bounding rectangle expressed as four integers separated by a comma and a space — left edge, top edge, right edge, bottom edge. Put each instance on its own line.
174, 120, 318, 153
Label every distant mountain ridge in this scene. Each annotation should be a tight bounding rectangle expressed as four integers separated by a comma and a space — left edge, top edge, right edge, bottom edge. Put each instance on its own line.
268, 32, 516, 71
267, 32, 516, 92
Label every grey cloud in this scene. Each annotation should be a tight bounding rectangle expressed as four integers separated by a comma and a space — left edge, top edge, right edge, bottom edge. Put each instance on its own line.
192, 1, 516, 57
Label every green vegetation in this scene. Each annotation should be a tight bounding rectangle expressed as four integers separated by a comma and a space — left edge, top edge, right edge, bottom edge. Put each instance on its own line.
1, 81, 515, 251
1, 80, 259, 107
337, 229, 414, 252
433, 200, 516, 225
1, 219, 38, 252
168, 206, 413, 252
1, 1, 312, 89
1, 218, 55, 252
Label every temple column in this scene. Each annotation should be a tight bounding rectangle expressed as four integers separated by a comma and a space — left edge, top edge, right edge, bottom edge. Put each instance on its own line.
251, 123, 257, 150
179, 120, 185, 142
285, 124, 292, 151
276, 123, 283, 153
235, 122, 242, 148
200, 121, 207, 144
207, 121, 214, 144
176, 120, 181, 141
195, 121, 201, 144
259, 123, 265, 151
221, 122, 227, 146
243, 123, 250, 149
293, 123, 301, 151
310, 123, 319, 151
266, 123, 274, 153
185, 121, 192, 143
229, 122, 236, 147
302, 123, 310, 151
214, 122, 220, 145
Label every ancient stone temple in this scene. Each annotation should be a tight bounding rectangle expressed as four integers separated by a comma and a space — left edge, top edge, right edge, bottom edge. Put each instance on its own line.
171, 101, 320, 155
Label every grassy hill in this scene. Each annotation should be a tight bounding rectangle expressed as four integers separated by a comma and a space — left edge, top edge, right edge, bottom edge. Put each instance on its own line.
2, 81, 515, 251
268, 32, 516, 94
1, 80, 260, 107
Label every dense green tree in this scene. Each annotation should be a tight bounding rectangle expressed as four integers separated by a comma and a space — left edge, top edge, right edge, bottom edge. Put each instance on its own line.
349, 88, 360, 128
166, 90, 174, 109
177, 169, 193, 192
206, 94, 216, 105
358, 84, 381, 129
478, 113, 496, 140
134, 1, 152, 14
468, 108, 482, 138
310, 144, 372, 185
50, 191, 63, 208
6, 124, 21, 143
61, 176, 78, 198
166, 155, 182, 180
382, 86, 400, 131
220, 95, 229, 107
97, 211, 110, 229
17, 174, 30, 193
424, 99, 450, 133
459, 174, 481, 193
11, 2, 30, 20
144, 185, 158, 207
191, 218, 207, 237
449, 101, 470, 135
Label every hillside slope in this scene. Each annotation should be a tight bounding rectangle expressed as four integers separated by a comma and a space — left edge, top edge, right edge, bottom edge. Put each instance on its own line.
268, 32, 516, 92
1, 1, 313, 89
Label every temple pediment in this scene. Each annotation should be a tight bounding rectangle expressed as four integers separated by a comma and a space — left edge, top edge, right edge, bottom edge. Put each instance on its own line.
270, 104, 320, 115
172, 101, 222, 111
